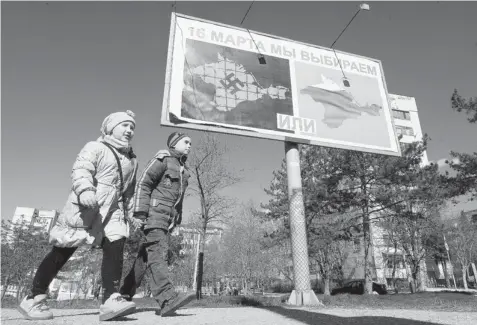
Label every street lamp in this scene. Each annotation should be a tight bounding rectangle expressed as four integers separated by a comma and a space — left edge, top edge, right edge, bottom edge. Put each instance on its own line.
257, 53, 266, 65
360, 3, 370, 11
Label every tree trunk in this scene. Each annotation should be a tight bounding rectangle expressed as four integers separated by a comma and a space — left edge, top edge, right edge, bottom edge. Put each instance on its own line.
16, 284, 22, 302
443, 259, 451, 288
323, 278, 330, 296
196, 245, 204, 300
402, 253, 413, 292
412, 262, 422, 292
391, 254, 398, 293
359, 170, 373, 295
418, 267, 426, 292
1, 276, 10, 301
406, 260, 417, 293
388, 241, 398, 293
412, 271, 418, 292
462, 264, 468, 290
1, 285, 7, 301
363, 213, 373, 294
195, 217, 208, 300
195, 251, 204, 299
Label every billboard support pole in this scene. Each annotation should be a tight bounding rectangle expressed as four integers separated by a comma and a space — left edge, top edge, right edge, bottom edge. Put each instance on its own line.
284, 141, 322, 306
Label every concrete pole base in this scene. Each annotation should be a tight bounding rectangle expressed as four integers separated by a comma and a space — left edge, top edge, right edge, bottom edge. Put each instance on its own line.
287, 289, 323, 306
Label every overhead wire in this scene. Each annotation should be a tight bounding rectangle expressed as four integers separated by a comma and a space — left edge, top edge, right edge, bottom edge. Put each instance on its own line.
171, 0, 264, 121
239, 0, 256, 26
332, 49, 348, 80
329, 8, 364, 86
330, 8, 361, 49
238, 1, 265, 59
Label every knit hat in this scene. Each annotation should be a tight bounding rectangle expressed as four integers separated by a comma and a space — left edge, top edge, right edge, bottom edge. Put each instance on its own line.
100, 110, 136, 136
167, 131, 189, 148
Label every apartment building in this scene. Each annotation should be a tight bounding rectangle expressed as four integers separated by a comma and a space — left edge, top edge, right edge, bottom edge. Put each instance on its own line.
389, 94, 429, 165
172, 224, 224, 256
5, 207, 59, 244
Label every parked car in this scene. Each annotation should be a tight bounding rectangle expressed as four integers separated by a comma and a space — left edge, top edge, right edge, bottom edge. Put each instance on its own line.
331, 280, 388, 295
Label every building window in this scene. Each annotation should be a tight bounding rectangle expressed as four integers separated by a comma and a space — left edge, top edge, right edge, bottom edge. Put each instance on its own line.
392, 109, 411, 120
396, 126, 414, 136
384, 254, 393, 269
396, 127, 402, 136
400, 142, 413, 152
383, 254, 404, 269
382, 234, 392, 247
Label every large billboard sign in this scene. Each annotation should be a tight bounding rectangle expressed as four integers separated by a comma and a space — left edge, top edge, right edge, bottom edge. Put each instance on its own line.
162, 13, 401, 156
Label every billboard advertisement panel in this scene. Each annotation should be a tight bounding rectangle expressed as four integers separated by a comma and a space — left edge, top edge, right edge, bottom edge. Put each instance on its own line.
162, 13, 401, 156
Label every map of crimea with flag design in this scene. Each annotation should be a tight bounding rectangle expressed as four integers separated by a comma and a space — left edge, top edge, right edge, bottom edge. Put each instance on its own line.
181, 39, 387, 146
181, 39, 294, 133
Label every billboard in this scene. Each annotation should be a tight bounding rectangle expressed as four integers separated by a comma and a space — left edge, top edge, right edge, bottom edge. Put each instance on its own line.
162, 13, 401, 156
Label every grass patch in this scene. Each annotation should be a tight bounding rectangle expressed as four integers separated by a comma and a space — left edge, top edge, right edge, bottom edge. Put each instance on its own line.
318, 292, 477, 312
0, 294, 288, 310
187, 295, 288, 308
1, 296, 101, 309
2, 291, 474, 312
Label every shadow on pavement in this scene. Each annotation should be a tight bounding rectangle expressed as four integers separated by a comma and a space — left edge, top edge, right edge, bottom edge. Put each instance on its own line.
135, 307, 194, 317
135, 307, 159, 313
261, 306, 441, 325
3, 311, 99, 321
104, 316, 137, 322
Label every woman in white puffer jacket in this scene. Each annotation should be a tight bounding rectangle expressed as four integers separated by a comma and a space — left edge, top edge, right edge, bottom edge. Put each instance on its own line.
18, 110, 143, 322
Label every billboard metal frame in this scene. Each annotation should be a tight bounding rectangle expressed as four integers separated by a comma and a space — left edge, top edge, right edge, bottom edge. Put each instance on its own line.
161, 12, 401, 157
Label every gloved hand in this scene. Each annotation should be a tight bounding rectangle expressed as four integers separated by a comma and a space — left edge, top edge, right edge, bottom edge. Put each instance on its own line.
128, 217, 145, 231
79, 191, 98, 209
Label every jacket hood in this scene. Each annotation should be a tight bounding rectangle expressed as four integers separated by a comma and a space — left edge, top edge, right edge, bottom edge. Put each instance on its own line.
154, 149, 187, 164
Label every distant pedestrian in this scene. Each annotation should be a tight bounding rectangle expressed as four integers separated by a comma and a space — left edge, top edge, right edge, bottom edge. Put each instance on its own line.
18, 110, 143, 321
120, 132, 195, 317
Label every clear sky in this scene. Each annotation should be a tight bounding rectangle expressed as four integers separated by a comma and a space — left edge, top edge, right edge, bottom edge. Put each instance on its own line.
2, 1, 477, 220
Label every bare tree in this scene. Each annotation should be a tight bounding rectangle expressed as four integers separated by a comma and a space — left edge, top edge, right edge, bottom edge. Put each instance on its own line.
390, 203, 443, 292
188, 132, 241, 298
220, 204, 272, 295
445, 212, 477, 289
265, 241, 294, 285
379, 216, 415, 292
308, 214, 353, 296
66, 247, 102, 299
1, 220, 51, 301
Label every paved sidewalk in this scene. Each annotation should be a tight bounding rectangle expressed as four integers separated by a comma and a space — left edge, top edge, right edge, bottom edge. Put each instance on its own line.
2, 306, 477, 325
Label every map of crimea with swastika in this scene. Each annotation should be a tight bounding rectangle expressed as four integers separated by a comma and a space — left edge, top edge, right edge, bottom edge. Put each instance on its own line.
181, 39, 294, 132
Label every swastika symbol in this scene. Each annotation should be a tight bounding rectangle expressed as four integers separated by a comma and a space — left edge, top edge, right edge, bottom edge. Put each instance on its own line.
220, 73, 244, 95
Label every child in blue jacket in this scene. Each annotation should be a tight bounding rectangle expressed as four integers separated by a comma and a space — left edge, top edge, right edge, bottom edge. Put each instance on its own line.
120, 131, 195, 316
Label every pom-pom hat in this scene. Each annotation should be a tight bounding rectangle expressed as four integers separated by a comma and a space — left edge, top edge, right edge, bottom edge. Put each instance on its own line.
100, 110, 136, 136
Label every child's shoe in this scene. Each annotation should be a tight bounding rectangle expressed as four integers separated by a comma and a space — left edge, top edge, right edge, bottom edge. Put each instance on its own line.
17, 294, 53, 320
99, 293, 136, 321
160, 292, 195, 317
